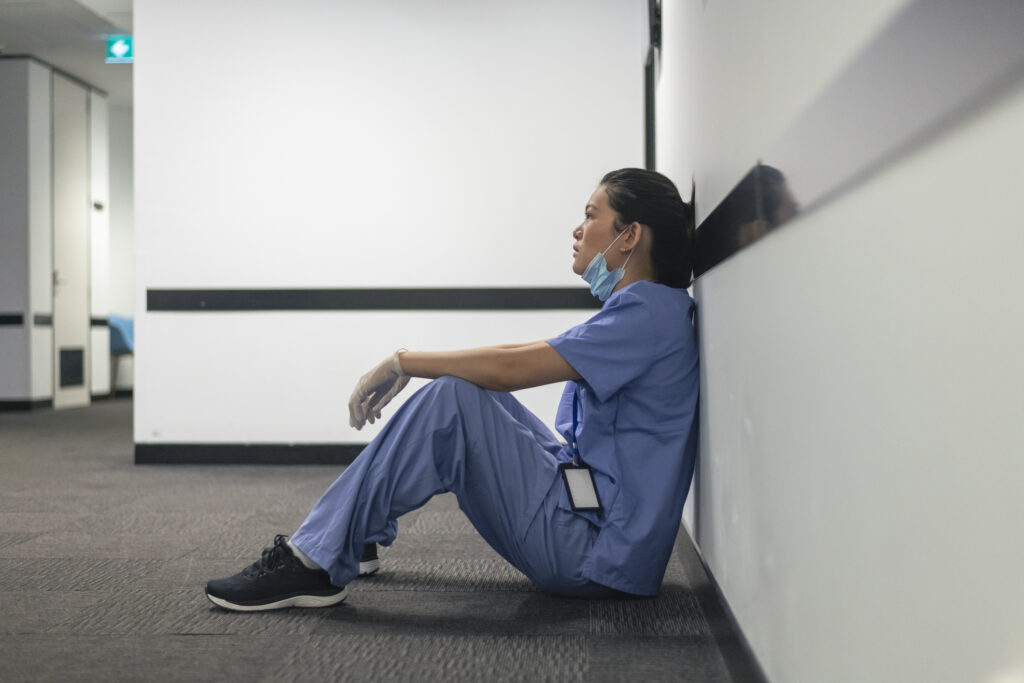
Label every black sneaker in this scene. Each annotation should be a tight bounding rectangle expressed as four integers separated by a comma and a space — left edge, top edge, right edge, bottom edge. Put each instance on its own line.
359, 543, 380, 576
205, 534, 347, 612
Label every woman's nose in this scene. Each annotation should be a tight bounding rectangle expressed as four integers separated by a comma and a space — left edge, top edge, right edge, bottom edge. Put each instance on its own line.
572, 224, 583, 239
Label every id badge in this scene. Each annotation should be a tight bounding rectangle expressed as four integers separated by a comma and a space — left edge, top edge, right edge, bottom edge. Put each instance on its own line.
559, 462, 602, 512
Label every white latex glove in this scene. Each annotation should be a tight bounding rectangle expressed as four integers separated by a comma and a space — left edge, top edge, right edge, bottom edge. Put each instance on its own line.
349, 350, 410, 430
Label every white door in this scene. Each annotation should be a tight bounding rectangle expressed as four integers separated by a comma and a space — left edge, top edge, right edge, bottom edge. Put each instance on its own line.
52, 74, 91, 409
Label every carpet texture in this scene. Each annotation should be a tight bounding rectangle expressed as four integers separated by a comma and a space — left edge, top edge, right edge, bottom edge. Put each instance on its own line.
0, 400, 734, 682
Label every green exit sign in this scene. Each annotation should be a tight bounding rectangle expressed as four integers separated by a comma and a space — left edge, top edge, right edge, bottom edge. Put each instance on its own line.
106, 35, 134, 64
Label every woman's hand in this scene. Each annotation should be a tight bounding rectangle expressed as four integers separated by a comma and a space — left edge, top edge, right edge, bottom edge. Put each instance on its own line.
348, 350, 410, 430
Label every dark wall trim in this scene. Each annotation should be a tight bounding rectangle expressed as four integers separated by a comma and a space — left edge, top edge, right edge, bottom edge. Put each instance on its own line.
135, 443, 367, 465
644, 50, 656, 171
90, 317, 109, 327
0, 314, 25, 326
92, 390, 133, 401
674, 524, 768, 683
0, 54, 109, 97
0, 313, 55, 327
147, 288, 601, 312
0, 399, 54, 411
644, 0, 659, 170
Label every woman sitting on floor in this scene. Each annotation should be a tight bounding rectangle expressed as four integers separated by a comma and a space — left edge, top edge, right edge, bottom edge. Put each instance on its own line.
205, 168, 700, 610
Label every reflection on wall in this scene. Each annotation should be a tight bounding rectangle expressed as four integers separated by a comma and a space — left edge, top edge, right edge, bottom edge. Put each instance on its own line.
694, 163, 798, 276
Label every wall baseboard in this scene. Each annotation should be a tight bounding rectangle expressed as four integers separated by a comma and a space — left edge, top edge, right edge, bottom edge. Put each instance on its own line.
91, 390, 134, 400
0, 399, 54, 411
674, 524, 768, 683
135, 443, 366, 465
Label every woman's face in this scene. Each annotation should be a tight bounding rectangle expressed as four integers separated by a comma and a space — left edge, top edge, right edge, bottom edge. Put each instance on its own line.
572, 185, 623, 276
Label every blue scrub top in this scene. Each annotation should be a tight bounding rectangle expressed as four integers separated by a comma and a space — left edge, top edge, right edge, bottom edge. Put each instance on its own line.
548, 280, 699, 595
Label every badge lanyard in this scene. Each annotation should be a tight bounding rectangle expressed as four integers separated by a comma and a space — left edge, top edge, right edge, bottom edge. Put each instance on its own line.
571, 389, 582, 466
561, 387, 602, 511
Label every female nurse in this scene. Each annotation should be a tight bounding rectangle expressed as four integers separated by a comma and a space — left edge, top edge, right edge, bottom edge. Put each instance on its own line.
205, 168, 700, 611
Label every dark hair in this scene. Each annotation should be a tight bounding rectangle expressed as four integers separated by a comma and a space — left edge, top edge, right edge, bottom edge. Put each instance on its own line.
600, 168, 695, 288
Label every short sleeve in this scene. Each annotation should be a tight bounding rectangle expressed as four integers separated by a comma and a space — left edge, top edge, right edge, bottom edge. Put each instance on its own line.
548, 290, 658, 403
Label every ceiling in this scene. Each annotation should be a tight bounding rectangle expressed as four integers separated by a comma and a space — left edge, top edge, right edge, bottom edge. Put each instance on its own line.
0, 0, 133, 108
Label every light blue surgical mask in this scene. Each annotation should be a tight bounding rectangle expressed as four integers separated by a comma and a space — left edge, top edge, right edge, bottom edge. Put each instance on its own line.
581, 229, 633, 301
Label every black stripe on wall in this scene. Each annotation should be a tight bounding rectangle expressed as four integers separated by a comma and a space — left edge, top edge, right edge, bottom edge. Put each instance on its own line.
147, 288, 601, 312
644, 0, 659, 171
644, 52, 656, 171
34, 314, 53, 327
0, 314, 25, 326
90, 317, 109, 327
135, 443, 366, 465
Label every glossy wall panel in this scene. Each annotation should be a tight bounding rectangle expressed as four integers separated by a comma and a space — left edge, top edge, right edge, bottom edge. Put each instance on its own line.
667, 0, 1024, 680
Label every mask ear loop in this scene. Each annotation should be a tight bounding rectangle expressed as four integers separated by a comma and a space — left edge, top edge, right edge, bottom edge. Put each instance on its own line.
600, 226, 628, 256
619, 248, 634, 274
603, 224, 636, 272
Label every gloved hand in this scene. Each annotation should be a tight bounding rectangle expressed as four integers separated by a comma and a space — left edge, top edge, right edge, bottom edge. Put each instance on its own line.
349, 349, 410, 430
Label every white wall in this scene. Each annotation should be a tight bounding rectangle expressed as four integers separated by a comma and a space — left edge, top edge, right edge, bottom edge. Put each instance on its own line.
659, 1, 1024, 681
108, 106, 134, 317
108, 104, 134, 390
90, 91, 111, 396
134, 0, 646, 444
2, 58, 115, 405
0, 59, 53, 403
27, 60, 53, 401
0, 60, 32, 400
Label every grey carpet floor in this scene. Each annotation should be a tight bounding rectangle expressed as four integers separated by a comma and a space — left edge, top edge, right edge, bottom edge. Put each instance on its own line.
0, 400, 733, 682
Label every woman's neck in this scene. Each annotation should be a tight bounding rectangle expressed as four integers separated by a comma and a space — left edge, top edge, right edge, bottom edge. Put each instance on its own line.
613, 263, 655, 294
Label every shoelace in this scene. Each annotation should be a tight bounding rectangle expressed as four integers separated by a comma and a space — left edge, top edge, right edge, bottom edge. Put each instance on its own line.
243, 534, 291, 577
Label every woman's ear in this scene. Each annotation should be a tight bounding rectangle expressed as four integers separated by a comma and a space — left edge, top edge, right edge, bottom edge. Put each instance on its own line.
620, 222, 643, 251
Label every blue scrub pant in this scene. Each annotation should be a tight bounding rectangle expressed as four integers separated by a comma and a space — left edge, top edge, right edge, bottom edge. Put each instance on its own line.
290, 376, 614, 598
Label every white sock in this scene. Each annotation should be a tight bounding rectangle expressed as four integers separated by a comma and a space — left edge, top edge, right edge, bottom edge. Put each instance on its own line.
287, 538, 322, 571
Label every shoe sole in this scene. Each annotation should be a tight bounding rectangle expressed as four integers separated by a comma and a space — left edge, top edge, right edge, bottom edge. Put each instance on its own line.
205, 587, 347, 612
358, 559, 380, 576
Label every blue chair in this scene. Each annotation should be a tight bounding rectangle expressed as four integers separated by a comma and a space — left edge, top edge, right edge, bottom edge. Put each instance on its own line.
108, 315, 134, 396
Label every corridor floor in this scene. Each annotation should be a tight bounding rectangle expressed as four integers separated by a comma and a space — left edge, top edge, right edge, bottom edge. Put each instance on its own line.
0, 400, 739, 682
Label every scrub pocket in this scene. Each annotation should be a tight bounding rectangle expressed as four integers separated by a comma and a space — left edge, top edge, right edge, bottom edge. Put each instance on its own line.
519, 484, 602, 597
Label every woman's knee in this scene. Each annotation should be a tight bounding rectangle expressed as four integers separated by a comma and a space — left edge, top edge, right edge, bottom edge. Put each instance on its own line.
423, 375, 488, 401
400, 376, 491, 423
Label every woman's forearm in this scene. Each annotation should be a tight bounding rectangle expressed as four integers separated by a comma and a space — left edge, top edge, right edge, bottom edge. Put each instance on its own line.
397, 342, 579, 392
